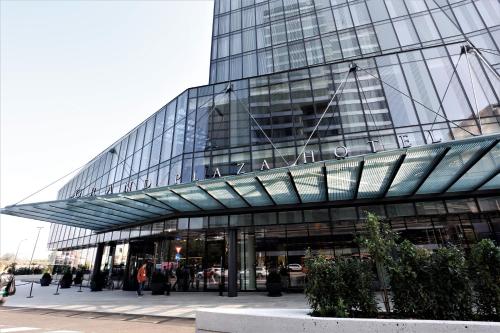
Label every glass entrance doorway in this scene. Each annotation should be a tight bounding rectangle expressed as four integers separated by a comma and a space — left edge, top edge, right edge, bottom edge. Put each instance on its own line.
124, 240, 155, 291
123, 230, 230, 292
204, 231, 226, 291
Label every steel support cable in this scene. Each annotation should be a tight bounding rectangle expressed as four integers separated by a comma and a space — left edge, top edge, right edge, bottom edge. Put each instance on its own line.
464, 49, 483, 135
357, 66, 477, 137
431, 0, 475, 47
473, 49, 500, 82
468, 55, 497, 117
12, 164, 87, 206
476, 49, 500, 57
231, 90, 291, 166
67, 90, 229, 197
317, 75, 348, 144
293, 68, 352, 166
429, 52, 463, 133
354, 69, 386, 151
430, 0, 500, 82
476, 47, 500, 54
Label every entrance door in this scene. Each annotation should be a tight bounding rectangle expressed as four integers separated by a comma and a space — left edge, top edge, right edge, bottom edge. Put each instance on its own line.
124, 240, 155, 291
204, 231, 226, 291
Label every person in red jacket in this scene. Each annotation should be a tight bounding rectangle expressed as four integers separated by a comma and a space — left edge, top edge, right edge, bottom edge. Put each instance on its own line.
136, 262, 147, 296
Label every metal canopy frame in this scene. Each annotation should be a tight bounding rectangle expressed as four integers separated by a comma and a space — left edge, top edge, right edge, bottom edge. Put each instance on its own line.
2, 134, 499, 232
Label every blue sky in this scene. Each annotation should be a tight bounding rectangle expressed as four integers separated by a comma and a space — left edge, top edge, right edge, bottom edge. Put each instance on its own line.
0, 0, 214, 260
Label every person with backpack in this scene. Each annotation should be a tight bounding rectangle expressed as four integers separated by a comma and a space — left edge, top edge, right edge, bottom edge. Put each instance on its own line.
0, 266, 16, 305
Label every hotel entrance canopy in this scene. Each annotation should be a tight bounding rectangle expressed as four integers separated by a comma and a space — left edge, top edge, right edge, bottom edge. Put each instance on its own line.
2, 134, 499, 232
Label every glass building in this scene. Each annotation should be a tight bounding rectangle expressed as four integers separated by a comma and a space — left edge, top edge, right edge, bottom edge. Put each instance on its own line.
2, 0, 499, 295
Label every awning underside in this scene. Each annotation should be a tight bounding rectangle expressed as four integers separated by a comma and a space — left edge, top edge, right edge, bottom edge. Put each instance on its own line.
2, 135, 499, 232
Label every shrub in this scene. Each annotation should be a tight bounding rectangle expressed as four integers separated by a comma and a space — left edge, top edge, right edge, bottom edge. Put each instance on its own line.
340, 258, 377, 317
266, 270, 281, 284
73, 270, 83, 285
469, 239, 500, 320
428, 246, 472, 320
305, 253, 347, 317
358, 212, 397, 312
60, 271, 73, 288
305, 251, 377, 318
388, 240, 432, 318
266, 269, 282, 297
40, 272, 52, 286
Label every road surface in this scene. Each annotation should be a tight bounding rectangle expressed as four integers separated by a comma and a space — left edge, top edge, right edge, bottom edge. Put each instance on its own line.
0, 306, 195, 333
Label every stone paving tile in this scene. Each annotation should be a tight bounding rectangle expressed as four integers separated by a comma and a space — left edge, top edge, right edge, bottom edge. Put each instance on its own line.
7, 283, 308, 319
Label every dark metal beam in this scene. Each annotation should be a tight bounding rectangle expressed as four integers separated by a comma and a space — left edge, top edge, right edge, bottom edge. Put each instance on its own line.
472, 168, 499, 192
85, 201, 147, 220
168, 189, 205, 211
47, 205, 121, 228
37, 206, 111, 227
322, 165, 329, 202
440, 139, 499, 194
196, 185, 228, 209
255, 176, 277, 206
287, 171, 302, 204
143, 193, 180, 212
410, 146, 451, 196
65, 203, 135, 224
121, 195, 174, 213
16, 208, 88, 229
23, 206, 108, 229
353, 160, 365, 200
50, 204, 125, 225
380, 153, 406, 198
98, 198, 162, 218
224, 181, 251, 207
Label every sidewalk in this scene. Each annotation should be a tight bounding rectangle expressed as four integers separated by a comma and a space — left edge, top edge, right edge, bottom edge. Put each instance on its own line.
5, 282, 308, 319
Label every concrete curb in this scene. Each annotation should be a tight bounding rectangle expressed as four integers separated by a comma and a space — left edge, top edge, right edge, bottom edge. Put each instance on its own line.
196, 308, 500, 333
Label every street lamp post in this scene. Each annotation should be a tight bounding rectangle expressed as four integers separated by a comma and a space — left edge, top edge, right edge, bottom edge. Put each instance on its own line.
28, 227, 43, 274
13, 238, 28, 264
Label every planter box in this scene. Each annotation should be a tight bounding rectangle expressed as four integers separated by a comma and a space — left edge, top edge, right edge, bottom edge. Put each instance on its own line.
150, 282, 165, 295
266, 282, 282, 297
196, 308, 500, 333
39, 278, 51, 286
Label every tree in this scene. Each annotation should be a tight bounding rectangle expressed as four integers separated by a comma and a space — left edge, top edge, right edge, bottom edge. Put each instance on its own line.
358, 212, 397, 313
388, 240, 432, 318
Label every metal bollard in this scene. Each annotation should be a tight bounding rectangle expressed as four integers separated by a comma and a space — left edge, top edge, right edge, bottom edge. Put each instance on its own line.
77, 282, 83, 292
26, 281, 34, 298
218, 282, 223, 296
54, 282, 60, 295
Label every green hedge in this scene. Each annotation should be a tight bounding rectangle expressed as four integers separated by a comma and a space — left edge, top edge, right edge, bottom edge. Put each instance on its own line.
305, 251, 377, 318
305, 213, 500, 321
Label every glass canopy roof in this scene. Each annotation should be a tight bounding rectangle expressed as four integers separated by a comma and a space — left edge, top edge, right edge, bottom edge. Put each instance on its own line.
2, 134, 498, 232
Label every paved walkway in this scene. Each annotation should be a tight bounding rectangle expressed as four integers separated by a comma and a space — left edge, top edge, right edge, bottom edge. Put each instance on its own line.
5, 282, 308, 319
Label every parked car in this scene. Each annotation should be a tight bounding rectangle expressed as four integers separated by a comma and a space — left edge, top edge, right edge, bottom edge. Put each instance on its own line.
196, 266, 227, 280
256, 266, 268, 278
287, 264, 303, 271
238, 267, 268, 278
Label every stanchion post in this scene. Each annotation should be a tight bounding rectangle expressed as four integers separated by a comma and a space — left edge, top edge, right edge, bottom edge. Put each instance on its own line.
54, 282, 60, 295
26, 281, 34, 298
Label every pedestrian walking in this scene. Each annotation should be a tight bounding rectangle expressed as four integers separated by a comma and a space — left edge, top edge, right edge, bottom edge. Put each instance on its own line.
0, 266, 16, 305
136, 262, 147, 297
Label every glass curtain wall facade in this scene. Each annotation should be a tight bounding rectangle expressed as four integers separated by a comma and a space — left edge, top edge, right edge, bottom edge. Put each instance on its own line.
47, 0, 500, 291
209, 0, 500, 83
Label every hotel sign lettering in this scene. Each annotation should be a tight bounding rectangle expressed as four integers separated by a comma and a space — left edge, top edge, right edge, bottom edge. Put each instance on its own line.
70, 131, 442, 198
